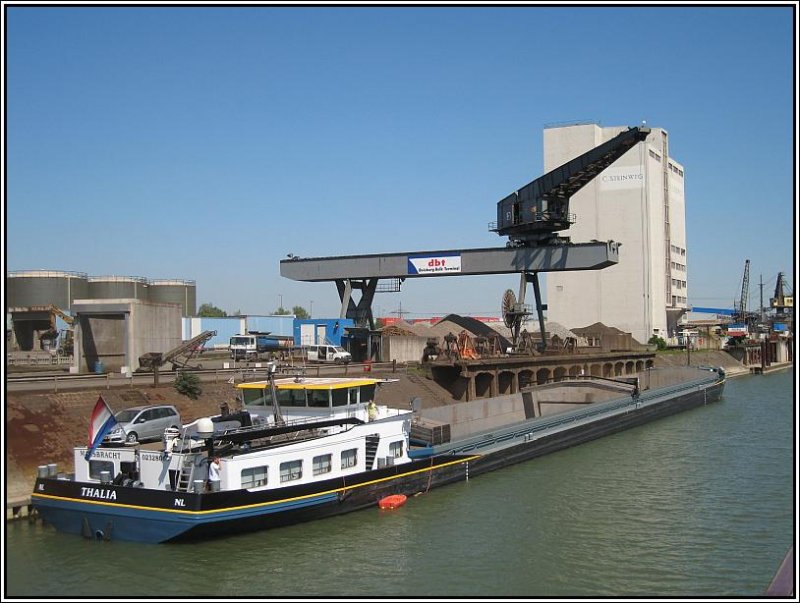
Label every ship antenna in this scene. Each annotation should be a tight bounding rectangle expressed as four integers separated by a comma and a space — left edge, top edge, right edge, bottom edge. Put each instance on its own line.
267, 362, 286, 427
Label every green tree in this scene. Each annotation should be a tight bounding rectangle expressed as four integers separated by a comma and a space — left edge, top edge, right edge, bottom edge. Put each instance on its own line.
292, 305, 309, 319
174, 371, 202, 400
198, 303, 227, 317
648, 335, 668, 350
274, 307, 291, 315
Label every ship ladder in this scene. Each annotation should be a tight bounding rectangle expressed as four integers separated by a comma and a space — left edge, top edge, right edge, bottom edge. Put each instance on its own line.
365, 435, 381, 470
176, 457, 197, 492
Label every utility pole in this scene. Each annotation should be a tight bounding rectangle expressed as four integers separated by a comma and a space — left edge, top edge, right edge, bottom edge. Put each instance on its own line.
392, 302, 410, 321
759, 274, 764, 324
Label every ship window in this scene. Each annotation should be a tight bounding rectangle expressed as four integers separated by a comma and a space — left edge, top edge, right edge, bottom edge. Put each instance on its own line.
360, 384, 376, 402
89, 460, 115, 481
308, 390, 330, 408
241, 465, 268, 489
349, 388, 359, 405
276, 389, 310, 407
389, 441, 403, 458
242, 388, 271, 407
341, 448, 357, 469
313, 454, 332, 475
332, 389, 348, 407
280, 460, 303, 483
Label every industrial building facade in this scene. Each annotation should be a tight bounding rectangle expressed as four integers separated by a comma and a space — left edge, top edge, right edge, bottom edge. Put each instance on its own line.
544, 123, 688, 344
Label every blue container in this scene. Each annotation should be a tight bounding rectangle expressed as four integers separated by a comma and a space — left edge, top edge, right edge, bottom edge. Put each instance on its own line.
94, 361, 105, 374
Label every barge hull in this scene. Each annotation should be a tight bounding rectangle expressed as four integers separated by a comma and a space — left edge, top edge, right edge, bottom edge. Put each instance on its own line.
32, 371, 724, 543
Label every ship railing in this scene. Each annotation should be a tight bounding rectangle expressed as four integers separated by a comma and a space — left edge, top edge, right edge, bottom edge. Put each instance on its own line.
216, 412, 358, 440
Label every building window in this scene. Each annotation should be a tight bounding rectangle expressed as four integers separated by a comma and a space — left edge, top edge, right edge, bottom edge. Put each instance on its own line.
280, 460, 303, 483
389, 441, 404, 458
242, 465, 268, 488
313, 454, 332, 476
341, 449, 358, 469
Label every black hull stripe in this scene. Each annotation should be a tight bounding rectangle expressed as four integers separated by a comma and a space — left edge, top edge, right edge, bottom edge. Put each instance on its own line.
32, 455, 480, 517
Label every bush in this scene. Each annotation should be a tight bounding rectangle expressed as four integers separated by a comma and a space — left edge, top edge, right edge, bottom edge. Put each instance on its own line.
174, 371, 202, 400
648, 335, 668, 350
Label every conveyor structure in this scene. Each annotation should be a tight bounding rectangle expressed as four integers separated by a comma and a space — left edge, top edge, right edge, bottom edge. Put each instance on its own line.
139, 330, 217, 372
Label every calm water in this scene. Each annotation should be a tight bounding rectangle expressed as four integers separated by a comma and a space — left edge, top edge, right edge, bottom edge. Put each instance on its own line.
5, 369, 795, 598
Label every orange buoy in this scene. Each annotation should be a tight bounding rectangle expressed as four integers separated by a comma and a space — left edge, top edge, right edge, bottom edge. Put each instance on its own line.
378, 494, 407, 510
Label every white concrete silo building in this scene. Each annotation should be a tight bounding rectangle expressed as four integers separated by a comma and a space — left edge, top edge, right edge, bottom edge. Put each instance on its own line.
544, 123, 688, 344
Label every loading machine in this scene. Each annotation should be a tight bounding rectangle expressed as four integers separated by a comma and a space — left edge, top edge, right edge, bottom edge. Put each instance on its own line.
281, 125, 651, 354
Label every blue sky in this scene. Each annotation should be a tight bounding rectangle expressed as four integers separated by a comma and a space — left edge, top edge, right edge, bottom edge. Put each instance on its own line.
5, 5, 796, 320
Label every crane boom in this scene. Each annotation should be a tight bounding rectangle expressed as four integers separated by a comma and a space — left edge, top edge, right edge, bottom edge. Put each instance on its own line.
738, 259, 750, 317
491, 125, 651, 245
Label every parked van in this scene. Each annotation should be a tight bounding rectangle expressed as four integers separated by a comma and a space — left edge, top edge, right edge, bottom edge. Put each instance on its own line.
304, 344, 352, 364
104, 405, 182, 445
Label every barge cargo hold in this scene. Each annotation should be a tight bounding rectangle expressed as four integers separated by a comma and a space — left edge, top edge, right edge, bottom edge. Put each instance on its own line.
31, 365, 724, 543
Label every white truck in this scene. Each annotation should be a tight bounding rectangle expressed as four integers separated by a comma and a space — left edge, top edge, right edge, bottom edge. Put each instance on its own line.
229, 333, 293, 361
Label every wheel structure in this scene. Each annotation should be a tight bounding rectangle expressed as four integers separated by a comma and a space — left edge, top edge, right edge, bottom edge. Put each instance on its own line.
501, 289, 518, 329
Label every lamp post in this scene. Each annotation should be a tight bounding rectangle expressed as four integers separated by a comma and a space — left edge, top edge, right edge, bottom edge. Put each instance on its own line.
686, 332, 692, 366
310, 300, 313, 318
279, 294, 283, 312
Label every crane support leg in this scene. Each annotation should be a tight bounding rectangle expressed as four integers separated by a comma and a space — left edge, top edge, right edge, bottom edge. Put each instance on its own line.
337, 280, 354, 320
517, 271, 547, 353
530, 272, 547, 353
515, 273, 528, 346
335, 278, 378, 329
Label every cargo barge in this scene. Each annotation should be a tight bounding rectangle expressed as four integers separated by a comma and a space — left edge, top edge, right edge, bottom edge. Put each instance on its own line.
31, 365, 724, 543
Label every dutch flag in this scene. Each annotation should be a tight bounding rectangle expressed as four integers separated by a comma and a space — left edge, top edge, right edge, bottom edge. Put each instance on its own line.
85, 396, 118, 460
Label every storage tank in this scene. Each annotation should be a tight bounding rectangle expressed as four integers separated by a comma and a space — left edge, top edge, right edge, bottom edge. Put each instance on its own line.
148, 279, 197, 316
6, 270, 89, 310
87, 275, 149, 300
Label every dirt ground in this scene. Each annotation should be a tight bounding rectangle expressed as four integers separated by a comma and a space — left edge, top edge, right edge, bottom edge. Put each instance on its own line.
5, 383, 239, 501
4, 371, 450, 501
